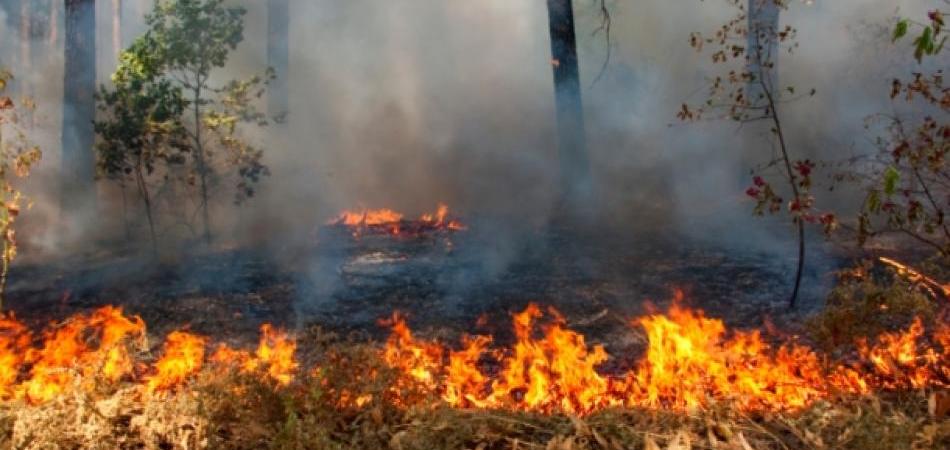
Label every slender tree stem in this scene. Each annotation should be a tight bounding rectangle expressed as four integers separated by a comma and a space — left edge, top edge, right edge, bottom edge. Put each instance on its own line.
761, 83, 805, 309
193, 84, 211, 245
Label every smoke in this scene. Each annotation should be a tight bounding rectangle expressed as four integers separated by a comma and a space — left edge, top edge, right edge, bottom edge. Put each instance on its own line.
1, 0, 937, 311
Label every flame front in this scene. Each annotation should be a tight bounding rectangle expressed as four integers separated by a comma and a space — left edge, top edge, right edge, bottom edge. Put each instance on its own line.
0, 294, 945, 415
383, 296, 949, 414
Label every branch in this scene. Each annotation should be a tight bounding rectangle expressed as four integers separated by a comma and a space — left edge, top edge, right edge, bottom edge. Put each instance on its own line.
588, 0, 612, 88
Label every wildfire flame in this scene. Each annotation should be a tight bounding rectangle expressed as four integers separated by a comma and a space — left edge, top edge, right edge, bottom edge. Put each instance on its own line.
19, 306, 145, 403
146, 331, 207, 393
382, 293, 950, 414
0, 306, 298, 403
211, 324, 298, 385
0, 292, 946, 416
330, 203, 466, 236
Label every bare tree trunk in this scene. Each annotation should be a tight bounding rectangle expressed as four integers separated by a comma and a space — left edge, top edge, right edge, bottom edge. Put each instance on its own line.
111, 0, 121, 64
546, 0, 591, 209
746, 0, 780, 99
18, 1, 29, 84
48, 0, 58, 49
267, 0, 289, 121
0, 0, 22, 80
27, 1, 52, 128
61, 0, 97, 235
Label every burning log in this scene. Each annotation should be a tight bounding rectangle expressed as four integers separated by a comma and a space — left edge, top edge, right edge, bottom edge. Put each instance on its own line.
328, 204, 466, 238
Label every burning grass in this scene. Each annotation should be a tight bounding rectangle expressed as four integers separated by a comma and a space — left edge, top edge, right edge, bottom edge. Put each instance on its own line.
0, 289, 947, 449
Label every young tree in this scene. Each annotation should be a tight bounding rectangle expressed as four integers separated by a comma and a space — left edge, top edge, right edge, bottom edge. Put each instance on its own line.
95, 38, 188, 255
62, 0, 97, 232
101, 0, 271, 246
267, 0, 289, 122
0, 69, 42, 309
546, 0, 592, 207
679, 0, 824, 309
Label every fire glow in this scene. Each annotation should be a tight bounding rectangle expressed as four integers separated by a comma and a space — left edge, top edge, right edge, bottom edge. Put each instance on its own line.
0, 295, 946, 415
329, 204, 466, 237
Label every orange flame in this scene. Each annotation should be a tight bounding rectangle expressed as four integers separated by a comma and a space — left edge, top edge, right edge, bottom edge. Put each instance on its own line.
331, 209, 404, 227
146, 331, 207, 393
381, 312, 443, 387
19, 306, 145, 403
211, 324, 298, 385
0, 309, 299, 401
0, 293, 944, 415
382, 295, 949, 414
331, 204, 466, 235
0, 314, 30, 398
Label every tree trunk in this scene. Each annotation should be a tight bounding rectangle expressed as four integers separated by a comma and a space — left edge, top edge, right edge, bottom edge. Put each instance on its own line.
28, 1, 53, 128
193, 86, 212, 245
546, 0, 591, 208
111, 0, 121, 64
747, 0, 780, 97
267, 0, 289, 121
61, 0, 97, 233
0, 0, 22, 81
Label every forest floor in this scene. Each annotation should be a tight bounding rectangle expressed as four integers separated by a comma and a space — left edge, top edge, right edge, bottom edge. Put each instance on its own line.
7, 222, 841, 351
3, 223, 946, 449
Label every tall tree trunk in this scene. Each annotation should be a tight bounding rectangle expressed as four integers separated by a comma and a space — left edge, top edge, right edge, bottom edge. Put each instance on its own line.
111, 0, 121, 64
48, 0, 59, 50
18, 1, 29, 81
746, 0, 780, 98
546, 0, 591, 209
0, 0, 22, 80
61, 0, 97, 234
267, 0, 289, 121
28, 0, 52, 128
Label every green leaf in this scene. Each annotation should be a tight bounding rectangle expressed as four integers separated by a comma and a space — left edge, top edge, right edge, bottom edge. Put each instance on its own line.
893, 19, 909, 42
883, 166, 900, 196
914, 26, 934, 62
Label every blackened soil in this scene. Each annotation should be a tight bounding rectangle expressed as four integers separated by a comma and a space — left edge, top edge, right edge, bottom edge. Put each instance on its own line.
6, 220, 844, 358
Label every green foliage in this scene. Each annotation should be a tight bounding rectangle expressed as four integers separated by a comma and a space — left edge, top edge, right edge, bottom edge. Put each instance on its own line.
893, 10, 947, 62
95, 40, 189, 253
96, 0, 273, 248
0, 70, 41, 309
